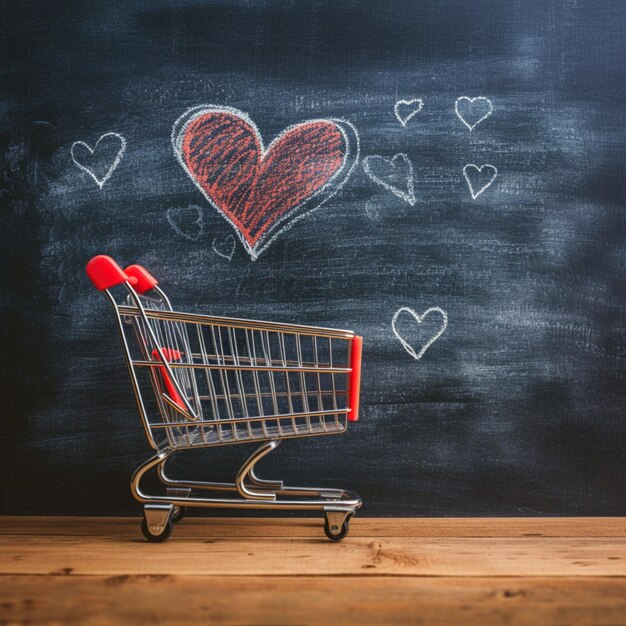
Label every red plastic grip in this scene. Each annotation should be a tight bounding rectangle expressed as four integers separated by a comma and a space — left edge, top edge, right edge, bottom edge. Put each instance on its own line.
86, 255, 137, 291
151, 348, 186, 410
125, 264, 158, 294
348, 335, 363, 422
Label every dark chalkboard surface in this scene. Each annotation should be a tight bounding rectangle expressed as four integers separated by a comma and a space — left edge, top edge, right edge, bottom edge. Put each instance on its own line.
1, 0, 625, 516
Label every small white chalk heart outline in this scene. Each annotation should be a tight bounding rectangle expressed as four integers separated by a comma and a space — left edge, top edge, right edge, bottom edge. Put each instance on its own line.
364, 198, 381, 221
394, 98, 424, 127
212, 234, 236, 261
166, 205, 204, 241
71, 132, 126, 189
392, 306, 448, 361
455, 96, 493, 131
463, 163, 498, 200
363, 153, 416, 206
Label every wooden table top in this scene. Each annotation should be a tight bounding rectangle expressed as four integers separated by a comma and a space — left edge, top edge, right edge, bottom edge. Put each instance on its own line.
1, 516, 625, 625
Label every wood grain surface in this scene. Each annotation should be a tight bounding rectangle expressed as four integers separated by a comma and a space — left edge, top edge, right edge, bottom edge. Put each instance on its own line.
0, 517, 624, 625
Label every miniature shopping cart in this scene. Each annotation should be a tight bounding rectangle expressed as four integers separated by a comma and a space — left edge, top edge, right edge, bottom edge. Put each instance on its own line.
86, 255, 363, 542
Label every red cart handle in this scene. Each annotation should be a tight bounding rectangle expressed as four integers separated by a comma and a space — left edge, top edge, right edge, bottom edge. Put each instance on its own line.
348, 335, 363, 422
86, 255, 138, 291
125, 264, 158, 294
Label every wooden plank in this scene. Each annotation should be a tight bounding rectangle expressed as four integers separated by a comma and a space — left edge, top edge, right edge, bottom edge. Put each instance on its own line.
1, 516, 625, 538
1, 535, 624, 577
1, 575, 625, 626
1, 518, 624, 624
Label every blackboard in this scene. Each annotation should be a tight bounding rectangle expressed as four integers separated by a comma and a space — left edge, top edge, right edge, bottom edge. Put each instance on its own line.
1, 0, 624, 516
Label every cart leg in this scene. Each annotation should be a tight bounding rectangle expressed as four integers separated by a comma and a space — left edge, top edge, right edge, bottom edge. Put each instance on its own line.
236, 440, 280, 500
156, 447, 343, 500
246, 440, 284, 490
142, 504, 174, 542
248, 464, 284, 491
323, 507, 354, 541
157, 455, 237, 492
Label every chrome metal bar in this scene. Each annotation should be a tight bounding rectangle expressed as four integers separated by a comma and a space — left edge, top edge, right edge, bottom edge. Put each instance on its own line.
214, 325, 238, 442
313, 336, 325, 422
229, 327, 253, 439
132, 450, 363, 511
197, 324, 224, 441
186, 352, 334, 368
247, 465, 283, 491
295, 334, 313, 433
117, 306, 355, 339
246, 329, 269, 439
235, 440, 279, 501
277, 333, 298, 435
194, 390, 347, 402
104, 287, 158, 451
261, 331, 283, 438
148, 409, 349, 429
158, 455, 345, 498
153, 285, 173, 311
125, 285, 199, 420
329, 337, 340, 431
163, 423, 347, 450
161, 393, 198, 421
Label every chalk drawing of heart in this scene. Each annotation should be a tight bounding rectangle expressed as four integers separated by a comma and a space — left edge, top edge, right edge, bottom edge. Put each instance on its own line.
394, 98, 424, 127
463, 164, 498, 199
364, 198, 381, 221
71, 132, 126, 188
212, 234, 236, 261
363, 153, 416, 206
167, 205, 204, 241
172, 105, 359, 260
455, 97, 493, 131
392, 306, 448, 361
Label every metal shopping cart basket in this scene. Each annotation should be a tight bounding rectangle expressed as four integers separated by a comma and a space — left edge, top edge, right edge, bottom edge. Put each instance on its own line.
86, 255, 363, 542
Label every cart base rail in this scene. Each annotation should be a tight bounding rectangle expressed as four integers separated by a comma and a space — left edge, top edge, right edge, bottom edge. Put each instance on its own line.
132, 440, 362, 542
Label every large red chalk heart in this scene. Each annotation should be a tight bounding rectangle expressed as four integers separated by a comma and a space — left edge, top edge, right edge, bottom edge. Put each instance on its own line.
172, 106, 358, 259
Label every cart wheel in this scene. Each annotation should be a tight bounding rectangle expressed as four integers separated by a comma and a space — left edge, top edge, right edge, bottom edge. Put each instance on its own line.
171, 506, 186, 523
141, 515, 173, 543
324, 515, 351, 541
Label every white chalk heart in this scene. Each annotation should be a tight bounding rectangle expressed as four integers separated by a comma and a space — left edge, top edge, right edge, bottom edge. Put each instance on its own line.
71, 132, 126, 188
364, 198, 381, 221
212, 234, 236, 261
167, 205, 204, 241
392, 306, 448, 360
394, 98, 424, 127
363, 153, 416, 205
463, 164, 498, 199
455, 97, 493, 131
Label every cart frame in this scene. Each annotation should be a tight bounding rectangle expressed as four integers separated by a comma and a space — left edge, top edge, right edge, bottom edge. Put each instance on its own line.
86, 255, 363, 541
